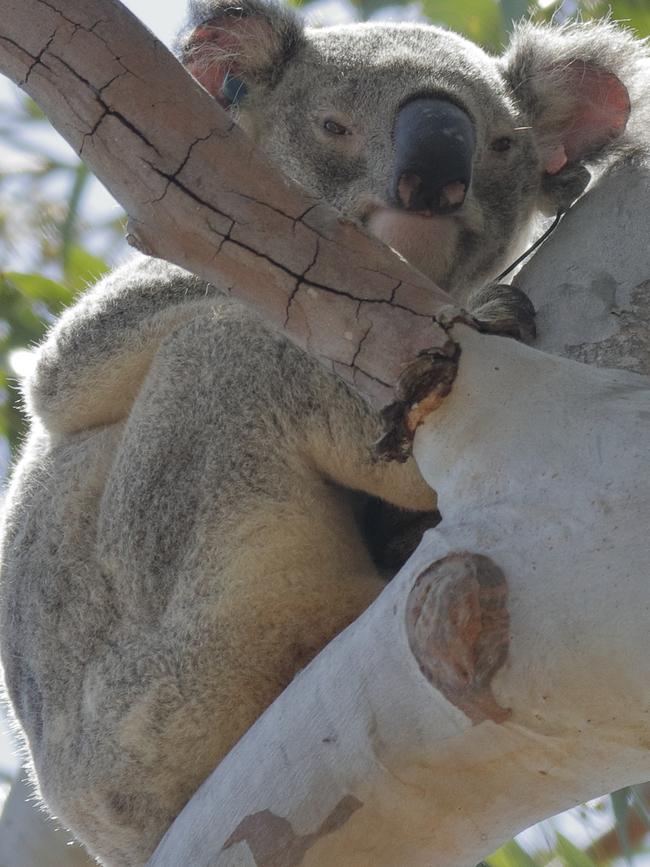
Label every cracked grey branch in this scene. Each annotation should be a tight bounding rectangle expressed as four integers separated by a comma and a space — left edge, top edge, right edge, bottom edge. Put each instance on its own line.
0, 0, 465, 421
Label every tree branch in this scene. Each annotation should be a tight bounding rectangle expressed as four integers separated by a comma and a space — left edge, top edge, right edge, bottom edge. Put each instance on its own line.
0, 0, 461, 417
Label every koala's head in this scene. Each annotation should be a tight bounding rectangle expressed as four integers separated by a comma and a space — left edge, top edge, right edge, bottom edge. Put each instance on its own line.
177, 1, 646, 297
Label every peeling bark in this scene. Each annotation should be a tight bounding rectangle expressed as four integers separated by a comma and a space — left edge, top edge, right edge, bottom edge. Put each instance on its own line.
406, 553, 510, 725
222, 797, 363, 867
378, 344, 460, 460
519, 153, 650, 377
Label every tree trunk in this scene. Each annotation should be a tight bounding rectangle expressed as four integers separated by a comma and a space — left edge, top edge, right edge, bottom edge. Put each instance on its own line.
519, 153, 650, 378
149, 158, 650, 866
148, 323, 650, 867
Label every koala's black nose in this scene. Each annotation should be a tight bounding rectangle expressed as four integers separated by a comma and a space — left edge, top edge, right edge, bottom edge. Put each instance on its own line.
392, 97, 475, 215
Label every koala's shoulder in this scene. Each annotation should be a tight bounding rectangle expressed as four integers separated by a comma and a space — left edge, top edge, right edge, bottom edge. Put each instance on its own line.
24, 255, 234, 431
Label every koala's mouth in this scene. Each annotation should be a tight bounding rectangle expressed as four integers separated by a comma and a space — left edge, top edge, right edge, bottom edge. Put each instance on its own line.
365, 207, 460, 289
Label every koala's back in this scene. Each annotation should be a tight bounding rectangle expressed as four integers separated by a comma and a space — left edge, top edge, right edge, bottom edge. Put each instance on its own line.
0, 256, 434, 865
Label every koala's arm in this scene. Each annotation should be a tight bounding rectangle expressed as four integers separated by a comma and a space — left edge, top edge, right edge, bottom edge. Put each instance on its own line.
300, 371, 437, 512
27, 256, 436, 512
25, 256, 225, 435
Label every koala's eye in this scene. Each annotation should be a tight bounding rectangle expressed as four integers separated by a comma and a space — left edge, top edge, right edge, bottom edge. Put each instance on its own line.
491, 137, 512, 153
323, 119, 350, 136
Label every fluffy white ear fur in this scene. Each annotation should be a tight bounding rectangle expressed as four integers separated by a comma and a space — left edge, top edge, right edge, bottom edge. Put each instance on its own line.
177, 0, 304, 106
501, 21, 649, 173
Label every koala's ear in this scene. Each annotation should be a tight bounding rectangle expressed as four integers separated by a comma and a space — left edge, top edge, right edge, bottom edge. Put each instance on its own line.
175, 0, 304, 108
501, 21, 647, 209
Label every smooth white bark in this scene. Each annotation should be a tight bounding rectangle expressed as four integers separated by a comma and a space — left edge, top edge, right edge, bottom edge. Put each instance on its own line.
149, 159, 650, 867
519, 154, 650, 376
149, 325, 650, 867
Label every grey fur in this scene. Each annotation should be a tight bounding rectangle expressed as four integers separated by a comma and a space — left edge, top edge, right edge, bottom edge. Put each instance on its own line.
1, 5, 647, 865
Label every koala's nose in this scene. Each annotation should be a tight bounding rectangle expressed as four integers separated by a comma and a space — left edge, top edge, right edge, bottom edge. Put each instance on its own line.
392, 97, 475, 215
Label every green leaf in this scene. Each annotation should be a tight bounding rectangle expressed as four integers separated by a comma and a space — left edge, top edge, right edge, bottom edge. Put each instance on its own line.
0, 278, 50, 347
0, 273, 64, 454
631, 786, 650, 829
60, 162, 92, 271
607, 0, 650, 37
22, 97, 46, 121
419, 0, 505, 49
3, 272, 74, 311
351, 0, 392, 19
611, 788, 633, 864
63, 245, 109, 292
484, 839, 539, 867
554, 833, 598, 867
537, 0, 650, 35
500, 0, 531, 31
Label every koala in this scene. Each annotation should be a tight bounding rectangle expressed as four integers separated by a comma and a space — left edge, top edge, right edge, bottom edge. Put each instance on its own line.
0, 3, 646, 864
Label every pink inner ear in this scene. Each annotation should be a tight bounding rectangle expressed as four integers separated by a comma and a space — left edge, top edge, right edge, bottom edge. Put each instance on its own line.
546, 61, 630, 171
186, 62, 228, 107
545, 144, 568, 176
185, 26, 239, 107
184, 16, 276, 108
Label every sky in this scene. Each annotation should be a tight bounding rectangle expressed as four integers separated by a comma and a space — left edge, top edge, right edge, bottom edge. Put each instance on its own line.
123, 0, 187, 44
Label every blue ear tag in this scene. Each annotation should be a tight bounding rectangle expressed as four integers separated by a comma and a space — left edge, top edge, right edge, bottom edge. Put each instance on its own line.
221, 72, 248, 106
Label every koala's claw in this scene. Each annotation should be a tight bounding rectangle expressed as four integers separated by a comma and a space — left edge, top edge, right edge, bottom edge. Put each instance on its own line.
468, 283, 537, 343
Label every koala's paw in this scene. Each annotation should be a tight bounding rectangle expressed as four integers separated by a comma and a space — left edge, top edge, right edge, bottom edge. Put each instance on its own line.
468, 282, 536, 343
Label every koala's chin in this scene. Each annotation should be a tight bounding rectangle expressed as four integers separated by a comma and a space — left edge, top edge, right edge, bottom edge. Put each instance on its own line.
366, 208, 460, 291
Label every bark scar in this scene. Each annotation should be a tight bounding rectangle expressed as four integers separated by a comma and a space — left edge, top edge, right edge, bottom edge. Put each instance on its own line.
376, 340, 460, 462
222, 795, 363, 866
406, 552, 511, 724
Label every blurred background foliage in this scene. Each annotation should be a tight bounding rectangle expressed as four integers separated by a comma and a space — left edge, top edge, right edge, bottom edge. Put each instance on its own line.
0, 97, 123, 465
1, 0, 650, 863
